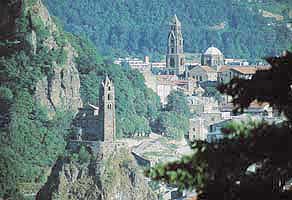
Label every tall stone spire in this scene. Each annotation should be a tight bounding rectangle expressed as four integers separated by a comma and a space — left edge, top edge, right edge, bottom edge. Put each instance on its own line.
98, 75, 116, 142
166, 15, 185, 75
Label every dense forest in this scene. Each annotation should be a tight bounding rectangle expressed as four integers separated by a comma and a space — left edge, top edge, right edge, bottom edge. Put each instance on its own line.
0, 1, 190, 198
43, 0, 292, 59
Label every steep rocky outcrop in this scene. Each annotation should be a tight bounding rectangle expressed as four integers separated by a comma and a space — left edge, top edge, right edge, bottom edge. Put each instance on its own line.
28, 0, 82, 114
37, 144, 157, 200
34, 45, 82, 114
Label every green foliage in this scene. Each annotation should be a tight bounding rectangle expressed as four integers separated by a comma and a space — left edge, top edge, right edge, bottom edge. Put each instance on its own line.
0, 86, 13, 103
156, 111, 189, 140
43, 0, 292, 59
69, 34, 162, 138
147, 52, 292, 200
0, 3, 74, 198
221, 119, 262, 138
78, 146, 91, 164
203, 86, 222, 102
165, 90, 190, 117
153, 90, 190, 139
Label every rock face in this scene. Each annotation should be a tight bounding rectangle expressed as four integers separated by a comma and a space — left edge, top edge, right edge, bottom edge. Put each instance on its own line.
29, 0, 82, 114
36, 145, 157, 200
34, 46, 82, 114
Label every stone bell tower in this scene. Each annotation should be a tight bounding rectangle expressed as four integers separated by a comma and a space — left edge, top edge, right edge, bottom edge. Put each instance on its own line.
166, 15, 185, 75
98, 75, 116, 142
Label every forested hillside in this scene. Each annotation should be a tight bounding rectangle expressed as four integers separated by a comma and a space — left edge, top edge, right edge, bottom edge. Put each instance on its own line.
68, 35, 162, 138
0, 1, 161, 198
43, 0, 292, 59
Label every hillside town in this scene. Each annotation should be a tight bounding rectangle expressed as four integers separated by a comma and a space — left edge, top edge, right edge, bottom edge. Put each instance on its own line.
114, 15, 279, 147
1, 0, 291, 198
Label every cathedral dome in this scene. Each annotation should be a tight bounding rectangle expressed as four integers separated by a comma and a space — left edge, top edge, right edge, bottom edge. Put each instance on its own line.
204, 46, 223, 56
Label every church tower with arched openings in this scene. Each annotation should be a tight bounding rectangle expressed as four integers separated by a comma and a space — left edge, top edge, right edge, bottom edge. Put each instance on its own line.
98, 75, 116, 142
166, 15, 185, 75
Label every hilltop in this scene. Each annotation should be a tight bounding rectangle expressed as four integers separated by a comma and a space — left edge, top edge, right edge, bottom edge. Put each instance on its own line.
43, 0, 292, 59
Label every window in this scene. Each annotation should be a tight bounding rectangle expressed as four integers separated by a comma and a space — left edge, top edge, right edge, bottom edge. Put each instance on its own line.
180, 58, 184, 65
108, 86, 111, 91
108, 104, 112, 109
108, 93, 112, 100
170, 58, 175, 67
171, 48, 174, 53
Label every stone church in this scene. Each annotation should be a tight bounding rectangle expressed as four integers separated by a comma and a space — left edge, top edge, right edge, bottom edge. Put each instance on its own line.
97, 75, 116, 142
73, 75, 116, 142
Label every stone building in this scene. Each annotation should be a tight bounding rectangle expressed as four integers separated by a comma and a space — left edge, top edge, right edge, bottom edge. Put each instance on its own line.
98, 75, 116, 142
202, 46, 224, 70
188, 65, 217, 82
166, 15, 185, 75
217, 66, 257, 84
73, 76, 116, 142
73, 104, 99, 141
156, 75, 178, 104
189, 117, 208, 141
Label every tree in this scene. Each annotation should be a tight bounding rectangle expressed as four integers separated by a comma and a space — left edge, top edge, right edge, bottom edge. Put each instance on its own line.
156, 111, 189, 140
165, 90, 190, 117
146, 52, 292, 200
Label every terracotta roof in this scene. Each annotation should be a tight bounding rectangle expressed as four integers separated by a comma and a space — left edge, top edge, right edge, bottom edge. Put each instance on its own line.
218, 65, 230, 73
201, 65, 216, 73
230, 66, 257, 74
190, 65, 216, 73
219, 65, 271, 75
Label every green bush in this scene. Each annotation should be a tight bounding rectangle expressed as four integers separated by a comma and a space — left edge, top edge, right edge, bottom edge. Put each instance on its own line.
78, 146, 91, 164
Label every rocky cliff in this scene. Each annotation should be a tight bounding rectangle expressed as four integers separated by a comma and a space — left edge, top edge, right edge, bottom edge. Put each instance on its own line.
10, 0, 83, 115
30, 0, 82, 114
37, 144, 157, 200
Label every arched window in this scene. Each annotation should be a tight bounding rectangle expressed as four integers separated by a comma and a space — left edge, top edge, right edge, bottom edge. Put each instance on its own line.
170, 36, 174, 45
170, 58, 175, 68
108, 104, 112, 109
180, 58, 184, 65
108, 93, 112, 100
171, 48, 174, 53
108, 86, 111, 91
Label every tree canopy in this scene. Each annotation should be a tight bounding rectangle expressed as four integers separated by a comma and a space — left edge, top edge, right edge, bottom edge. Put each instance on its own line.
43, 0, 292, 59
154, 91, 190, 140
68, 35, 162, 138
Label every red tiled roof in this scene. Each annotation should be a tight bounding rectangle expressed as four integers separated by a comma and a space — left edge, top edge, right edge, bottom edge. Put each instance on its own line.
230, 66, 257, 74
201, 65, 216, 73
219, 65, 271, 74
218, 65, 230, 73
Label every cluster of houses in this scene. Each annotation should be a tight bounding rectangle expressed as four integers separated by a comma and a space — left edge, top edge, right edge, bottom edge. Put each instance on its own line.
113, 15, 279, 148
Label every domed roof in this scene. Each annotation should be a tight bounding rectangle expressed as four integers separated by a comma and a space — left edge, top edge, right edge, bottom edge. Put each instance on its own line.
204, 46, 223, 55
